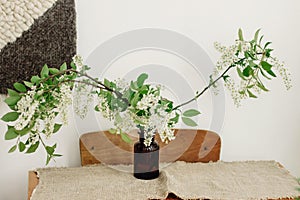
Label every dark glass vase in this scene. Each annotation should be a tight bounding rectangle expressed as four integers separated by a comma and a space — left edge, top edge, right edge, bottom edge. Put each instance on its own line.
134, 130, 160, 180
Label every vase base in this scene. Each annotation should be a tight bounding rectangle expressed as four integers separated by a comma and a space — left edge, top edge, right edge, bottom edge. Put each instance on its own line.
134, 170, 159, 180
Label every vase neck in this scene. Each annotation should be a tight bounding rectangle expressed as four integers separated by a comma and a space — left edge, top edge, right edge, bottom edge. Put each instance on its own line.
138, 131, 145, 142
138, 130, 154, 143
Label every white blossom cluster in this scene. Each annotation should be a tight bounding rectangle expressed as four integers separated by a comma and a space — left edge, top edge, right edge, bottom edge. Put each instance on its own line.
214, 42, 239, 71
97, 83, 176, 147
72, 55, 84, 71
223, 78, 245, 107
270, 57, 292, 90
114, 111, 136, 134
15, 87, 39, 130
115, 78, 129, 92
52, 83, 73, 125
14, 82, 73, 143
74, 82, 93, 119
43, 112, 56, 138
136, 93, 159, 111
213, 38, 291, 107
236, 40, 251, 52
97, 95, 115, 120
148, 107, 175, 145
139, 105, 176, 147
213, 41, 244, 106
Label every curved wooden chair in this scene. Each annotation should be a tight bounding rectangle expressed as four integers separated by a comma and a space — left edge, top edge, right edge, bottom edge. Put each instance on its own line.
79, 129, 221, 166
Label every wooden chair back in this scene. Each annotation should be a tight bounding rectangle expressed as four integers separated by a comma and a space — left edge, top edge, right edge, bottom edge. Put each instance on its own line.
79, 129, 221, 166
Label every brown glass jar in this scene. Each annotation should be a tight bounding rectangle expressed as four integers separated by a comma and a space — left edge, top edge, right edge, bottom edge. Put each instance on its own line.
134, 130, 160, 180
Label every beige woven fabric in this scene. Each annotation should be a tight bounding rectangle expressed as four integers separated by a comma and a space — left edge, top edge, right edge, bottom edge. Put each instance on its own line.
30, 161, 300, 200
165, 161, 300, 200
0, 0, 58, 50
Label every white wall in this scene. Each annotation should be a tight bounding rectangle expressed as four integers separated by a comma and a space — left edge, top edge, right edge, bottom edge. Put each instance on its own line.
1, 0, 300, 199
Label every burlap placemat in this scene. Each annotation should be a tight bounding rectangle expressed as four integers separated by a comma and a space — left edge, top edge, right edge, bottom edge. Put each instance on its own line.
165, 161, 300, 200
30, 161, 300, 200
31, 164, 169, 200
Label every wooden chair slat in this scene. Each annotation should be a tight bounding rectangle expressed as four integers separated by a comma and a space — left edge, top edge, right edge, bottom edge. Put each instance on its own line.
79, 129, 221, 166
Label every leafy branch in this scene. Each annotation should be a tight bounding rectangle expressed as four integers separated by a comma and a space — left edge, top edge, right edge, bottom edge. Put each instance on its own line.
1, 29, 291, 165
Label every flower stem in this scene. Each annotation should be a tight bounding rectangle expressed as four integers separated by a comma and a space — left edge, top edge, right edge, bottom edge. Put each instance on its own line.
173, 64, 235, 110
71, 69, 130, 104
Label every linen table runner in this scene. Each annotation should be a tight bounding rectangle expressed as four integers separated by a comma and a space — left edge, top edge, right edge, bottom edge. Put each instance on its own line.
30, 161, 300, 200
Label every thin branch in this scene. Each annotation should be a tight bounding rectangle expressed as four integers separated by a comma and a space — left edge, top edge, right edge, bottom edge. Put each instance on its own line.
71, 69, 130, 105
36, 68, 130, 106
173, 64, 235, 110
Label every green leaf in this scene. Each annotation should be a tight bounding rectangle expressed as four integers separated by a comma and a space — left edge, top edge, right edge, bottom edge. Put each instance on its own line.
266, 69, 276, 77
13, 83, 26, 93
60, 63, 67, 71
170, 113, 179, 124
41, 64, 49, 78
131, 92, 140, 107
49, 68, 60, 75
108, 128, 117, 134
239, 90, 246, 95
222, 75, 230, 81
8, 105, 17, 111
7, 89, 19, 97
104, 79, 111, 88
247, 84, 254, 89
26, 141, 40, 154
5, 127, 19, 140
261, 61, 272, 71
130, 81, 139, 91
115, 113, 122, 124
264, 41, 272, 49
46, 146, 55, 155
261, 61, 276, 77
238, 28, 244, 41
243, 66, 253, 77
1, 112, 19, 122
15, 126, 32, 136
183, 109, 201, 117
237, 42, 242, 52
31, 76, 40, 83
24, 81, 34, 88
259, 68, 271, 80
137, 73, 148, 87
94, 105, 100, 112
265, 48, 273, 58
256, 82, 269, 92
82, 65, 91, 71
4, 96, 21, 106
181, 117, 198, 127
237, 67, 246, 80
139, 85, 149, 95
244, 51, 255, 60
259, 35, 264, 45
120, 132, 132, 143
247, 89, 257, 98
8, 145, 17, 153
70, 62, 76, 70
254, 29, 260, 43
46, 155, 52, 165
53, 124, 62, 133
18, 142, 26, 152
249, 60, 257, 68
